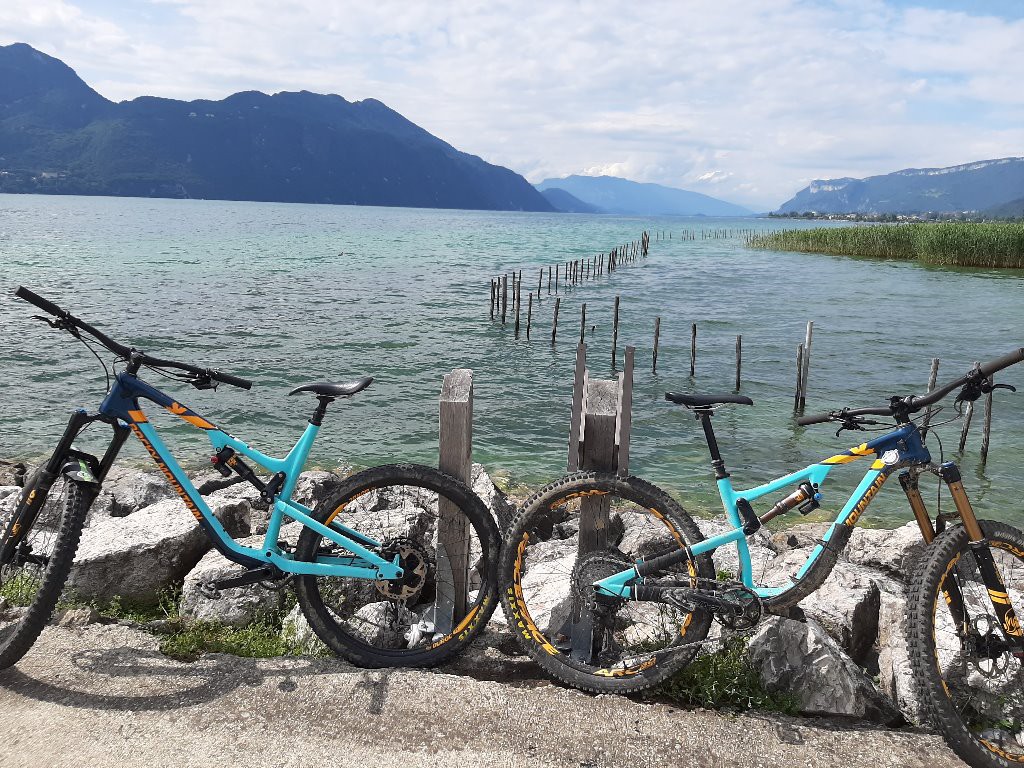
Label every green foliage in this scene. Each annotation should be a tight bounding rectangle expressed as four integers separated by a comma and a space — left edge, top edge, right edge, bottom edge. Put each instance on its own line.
0, 571, 41, 606
748, 222, 1024, 269
159, 618, 292, 661
656, 637, 801, 715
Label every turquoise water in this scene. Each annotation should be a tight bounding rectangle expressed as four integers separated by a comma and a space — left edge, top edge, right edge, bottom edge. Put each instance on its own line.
1, 194, 1022, 528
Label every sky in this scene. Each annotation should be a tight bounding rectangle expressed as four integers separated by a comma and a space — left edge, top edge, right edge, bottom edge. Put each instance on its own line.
2, 0, 1023, 210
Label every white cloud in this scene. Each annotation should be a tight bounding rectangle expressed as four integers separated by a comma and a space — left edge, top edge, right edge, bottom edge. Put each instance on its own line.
2, 0, 1022, 208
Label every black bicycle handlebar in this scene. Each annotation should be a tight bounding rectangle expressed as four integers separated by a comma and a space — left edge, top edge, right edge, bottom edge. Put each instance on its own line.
14, 286, 253, 391
797, 347, 1024, 427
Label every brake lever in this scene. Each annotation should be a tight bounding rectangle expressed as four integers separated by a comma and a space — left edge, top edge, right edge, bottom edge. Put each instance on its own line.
982, 382, 1016, 395
189, 374, 219, 391
32, 314, 79, 337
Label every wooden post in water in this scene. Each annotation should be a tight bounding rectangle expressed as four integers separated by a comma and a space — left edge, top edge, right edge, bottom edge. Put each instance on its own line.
555, 264, 559, 293
567, 342, 586, 471
501, 274, 508, 324
437, 368, 473, 625
580, 303, 587, 343
617, 346, 634, 477
689, 323, 697, 376
794, 344, 804, 412
551, 297, 560, 345
611, 295, 620, 368
799, 321, 813, 413
920, 358, 940, 439
489, 279, 495, 320
537, 268, 543, 301
735, 335, 742, 391
652, 317, 661, 373
547, 266, 552, 294
526, 292, 533, 340
514, 277, 522, 338
981, 385, 994, 463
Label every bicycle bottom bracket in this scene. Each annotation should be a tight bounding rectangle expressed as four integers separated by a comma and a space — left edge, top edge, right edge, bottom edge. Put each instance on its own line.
374, 538, 430, 601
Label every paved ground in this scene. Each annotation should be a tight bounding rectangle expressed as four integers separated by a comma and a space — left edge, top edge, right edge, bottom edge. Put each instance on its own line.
0, 624, 966, 768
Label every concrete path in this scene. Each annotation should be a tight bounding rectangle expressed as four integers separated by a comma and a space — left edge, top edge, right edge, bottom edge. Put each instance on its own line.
0, 624, 965, 768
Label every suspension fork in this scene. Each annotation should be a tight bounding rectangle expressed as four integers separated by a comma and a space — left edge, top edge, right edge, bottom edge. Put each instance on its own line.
0, 411, 129, 565
938, 462, 1023, 644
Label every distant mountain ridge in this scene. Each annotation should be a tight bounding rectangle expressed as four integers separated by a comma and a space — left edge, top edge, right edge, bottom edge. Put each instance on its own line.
535, 175, 752, 216
0, 43, 553, 212
776, 158, 1024, 215
539, 187, 603, 213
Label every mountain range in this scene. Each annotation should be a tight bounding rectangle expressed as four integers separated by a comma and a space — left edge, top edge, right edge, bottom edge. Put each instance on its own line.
536, 175, 752, 216
0, 43, 552, 212
776, 158, 1024, 216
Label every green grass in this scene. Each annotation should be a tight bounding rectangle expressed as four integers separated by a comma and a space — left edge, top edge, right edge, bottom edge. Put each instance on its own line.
0, 571, 42, 607
159, 618, 292, 661
747, 222, 1024, 269
656, 637, 801, 715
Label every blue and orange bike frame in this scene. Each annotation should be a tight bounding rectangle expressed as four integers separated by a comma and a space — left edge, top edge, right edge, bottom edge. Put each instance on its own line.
2, 370, 403, 582
594, 418, 1023, 647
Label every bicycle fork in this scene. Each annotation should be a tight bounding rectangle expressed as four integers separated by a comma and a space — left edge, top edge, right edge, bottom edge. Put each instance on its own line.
0, 410, 128, 566
921, 463, 1024, 654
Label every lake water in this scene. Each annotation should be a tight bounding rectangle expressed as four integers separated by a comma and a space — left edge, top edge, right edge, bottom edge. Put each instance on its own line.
1, 194, 1022, 528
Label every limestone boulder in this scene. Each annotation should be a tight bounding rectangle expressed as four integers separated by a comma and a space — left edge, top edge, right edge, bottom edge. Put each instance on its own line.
847, 522, 926, 577
698, 515, 777, 582
471, 463, 515, 532
875, 586, 928, 725
281, 604, 332, 657
747, 616, 901, 724
179, 524, 302, 626
67, 495, 247, 604
94, 466, 177, 517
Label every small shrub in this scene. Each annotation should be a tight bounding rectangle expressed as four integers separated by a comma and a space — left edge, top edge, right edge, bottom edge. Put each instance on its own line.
656, 637, 801, 715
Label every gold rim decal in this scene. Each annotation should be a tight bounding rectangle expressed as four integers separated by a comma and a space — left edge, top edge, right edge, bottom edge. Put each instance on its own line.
510, 532, 558, 656
324, 489, 373, 525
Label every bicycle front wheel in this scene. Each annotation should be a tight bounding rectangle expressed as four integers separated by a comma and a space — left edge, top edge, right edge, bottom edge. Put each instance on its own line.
0, 473, 93, 669
908, 521, 1024, 768
499, 471, 714, 694
293, 463, 499, 668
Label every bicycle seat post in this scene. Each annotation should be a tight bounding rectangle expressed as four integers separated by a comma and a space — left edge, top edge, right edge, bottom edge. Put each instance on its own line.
309, 395, 335, 426
694, 408, 729, 479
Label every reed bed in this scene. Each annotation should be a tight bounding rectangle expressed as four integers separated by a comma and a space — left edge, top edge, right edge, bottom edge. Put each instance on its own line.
747, 223, 1024, 269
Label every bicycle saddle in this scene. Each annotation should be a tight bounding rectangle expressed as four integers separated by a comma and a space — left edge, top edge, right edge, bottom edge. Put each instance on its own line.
665, 392, 753, 407
288, 377, 374, 398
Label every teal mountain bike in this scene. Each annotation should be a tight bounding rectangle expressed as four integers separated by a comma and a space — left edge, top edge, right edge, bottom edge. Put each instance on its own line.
500, 352, 1024, 768
0, 287, 498, 670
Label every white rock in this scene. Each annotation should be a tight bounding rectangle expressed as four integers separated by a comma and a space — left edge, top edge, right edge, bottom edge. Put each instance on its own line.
747, 616, 901, 723
847, 522, 926, 577
471, 463, 515, 531
179, 523, 302, 626
281, 604, 330, 656
67, 496, 243, 604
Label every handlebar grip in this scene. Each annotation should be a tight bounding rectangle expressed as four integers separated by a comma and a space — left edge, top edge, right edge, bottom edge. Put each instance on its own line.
979, 348, 1024, 378
210, 370, 253, 391
796, 412, 832, 426
15, 286, 65, 318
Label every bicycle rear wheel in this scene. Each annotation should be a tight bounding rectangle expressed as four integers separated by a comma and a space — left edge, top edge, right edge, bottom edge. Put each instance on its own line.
499, 471, 714, 694
0, 473, 93, 669
293, 463, 499, 668
908, 521, 1024, 768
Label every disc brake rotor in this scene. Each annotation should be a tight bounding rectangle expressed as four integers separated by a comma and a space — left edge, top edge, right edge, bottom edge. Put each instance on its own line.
374, 538, 431, 602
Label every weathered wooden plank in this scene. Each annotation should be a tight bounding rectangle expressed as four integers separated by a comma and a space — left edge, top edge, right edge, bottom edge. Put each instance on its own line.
438, 368, 473, 624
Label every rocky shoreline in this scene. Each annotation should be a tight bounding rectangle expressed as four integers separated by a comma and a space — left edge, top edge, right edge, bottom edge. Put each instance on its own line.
0, 464, 932, 730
